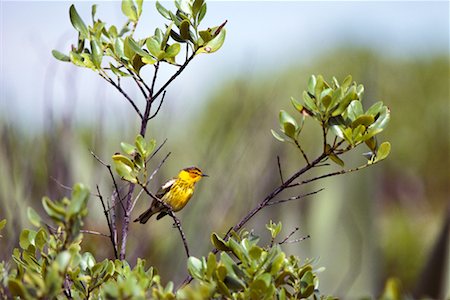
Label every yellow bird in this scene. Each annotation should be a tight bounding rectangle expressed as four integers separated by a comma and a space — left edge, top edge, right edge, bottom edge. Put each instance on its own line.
134, 166, 208, 224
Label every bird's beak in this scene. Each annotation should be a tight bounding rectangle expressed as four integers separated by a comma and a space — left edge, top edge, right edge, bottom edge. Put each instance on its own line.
202, 174, 209, 177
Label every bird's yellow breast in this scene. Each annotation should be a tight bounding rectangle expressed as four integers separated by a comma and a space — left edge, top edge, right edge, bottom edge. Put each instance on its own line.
162, 181, 194, 212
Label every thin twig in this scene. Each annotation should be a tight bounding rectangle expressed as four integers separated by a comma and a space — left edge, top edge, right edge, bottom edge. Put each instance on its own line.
267, 188, 324, 206
80, 229, 110, 238
284, 235, 311, 244
294, 139, 310, 165
131, 152, 171, 212
90, 150, 126, 213
139, 184, 190, 258
168, 211, 191, 258
148, 152, 171, 182
120, 183, 136, 260
152, 53, 195, 101
148, 90, 166, 120
287, 163, 374, 188
98, 71, 143, 119
279, 227, 300, 245
96, 185, 118, 258
277, 156, 284, 184
147, 139, 168, 162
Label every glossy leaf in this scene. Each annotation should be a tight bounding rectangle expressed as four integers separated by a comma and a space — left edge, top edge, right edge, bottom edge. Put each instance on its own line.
69, 5, 89, 38
307, 75, 316, 95
271, 129, 285, 142
179, 20, 190, 40
198, 3, 207, 23
211, 233, 230, 251
156, 1, 170, 19
329, 152, 344, 167
165, 43, 181, 58
52, 50, 70, 62
376, 142, 391, 162
146, 37, 162, 58
27, 207, 41, 227
42, 196, 66, 221
68, 183, 90, 216
187, 257, 203, 279
291, 97, 303, 113
122, 0, 138, 21
120, 142, 136, 155
90, 40, 103, 68
279, 110, 297, 139
196, 28, 226, 54
351, 115, 374, 128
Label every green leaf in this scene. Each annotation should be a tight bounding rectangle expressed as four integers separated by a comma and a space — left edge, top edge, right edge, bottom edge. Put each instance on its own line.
146, 37, 163, 58
341, 75, 353, 90
91, 4, 97, 22
332, 86, 357, 117
0, 219, 6, 231
376, 142, 391, 162
206, 252, 216, 279
366, 101, 384, 116
42, 196, 66, 221
302, 91, 317, 112
156, 1, 171, 19
365, 136, 377, 151
211, 233, 230, 251
146, 139, 156, 155
291, 97, 303, 113
196, 28, 226, 54
8, 279, 26, 298
187, 257, 203, 279
19, 229, 36, 249
126, 36, 148, 58
329, 152, 344, 167
90, 40, 103, 68
120, 142, 136, 155
279, 110, 298, 139
69, 51, 85, 67
122, 0, 138, 21
68, 183, 90, 216
136, 0, 143, 16
271, 129, 285, 142
307, 75, 316, 95
179, 20, 190, 40
351, 115, 374, 128
56, 251, 72, 272
27, 207, 41, 227
346, 99, 363, 121
135, 134, 147, 156
110, 64, 130, 77
198, 3, 207, 23
52, 50, 70, 62
69, 5, 89, 38
165, 43, 181, 58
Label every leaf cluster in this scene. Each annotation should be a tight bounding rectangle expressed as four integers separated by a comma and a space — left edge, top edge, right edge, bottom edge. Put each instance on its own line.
0, 184, 175, 299
112, 134, 156, 184
182, 225, 336, 300
272, 75, 391, 166
52, 0, 226, 76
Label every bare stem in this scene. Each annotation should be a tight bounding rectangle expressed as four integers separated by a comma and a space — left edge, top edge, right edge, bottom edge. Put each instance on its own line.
95, 185, 118, 259
294, 139, 310, 165
267, 188, 324, 206
277, 156, 284, 184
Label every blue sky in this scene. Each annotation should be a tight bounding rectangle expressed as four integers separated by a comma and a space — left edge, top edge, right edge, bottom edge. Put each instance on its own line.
1, 1, 448, 130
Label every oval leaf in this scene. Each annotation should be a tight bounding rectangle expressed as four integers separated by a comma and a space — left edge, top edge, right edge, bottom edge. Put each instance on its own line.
69, 5, 89, 38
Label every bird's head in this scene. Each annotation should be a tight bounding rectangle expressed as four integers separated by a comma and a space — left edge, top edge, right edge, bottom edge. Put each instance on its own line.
179, 166, 208, 183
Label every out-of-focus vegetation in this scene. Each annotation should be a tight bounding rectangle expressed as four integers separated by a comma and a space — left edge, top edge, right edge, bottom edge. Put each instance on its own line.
0, 49, 448, 298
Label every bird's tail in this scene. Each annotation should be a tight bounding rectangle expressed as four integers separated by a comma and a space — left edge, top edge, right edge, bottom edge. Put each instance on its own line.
134, 206, 159, 224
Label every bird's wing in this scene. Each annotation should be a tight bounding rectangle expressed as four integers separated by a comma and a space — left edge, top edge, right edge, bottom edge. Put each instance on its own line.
156, 178, 176, 198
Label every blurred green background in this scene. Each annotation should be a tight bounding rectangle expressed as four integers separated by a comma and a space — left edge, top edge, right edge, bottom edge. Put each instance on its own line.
1, 1, 449, 298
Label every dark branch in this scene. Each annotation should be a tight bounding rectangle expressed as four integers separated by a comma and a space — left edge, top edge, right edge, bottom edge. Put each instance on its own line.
279, 227, 300, 245
148, 90, 166, 120
89, 150, 126, 213
95, 185, 118, 259
277, 156, 284, 184
98, 72, 143, 119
